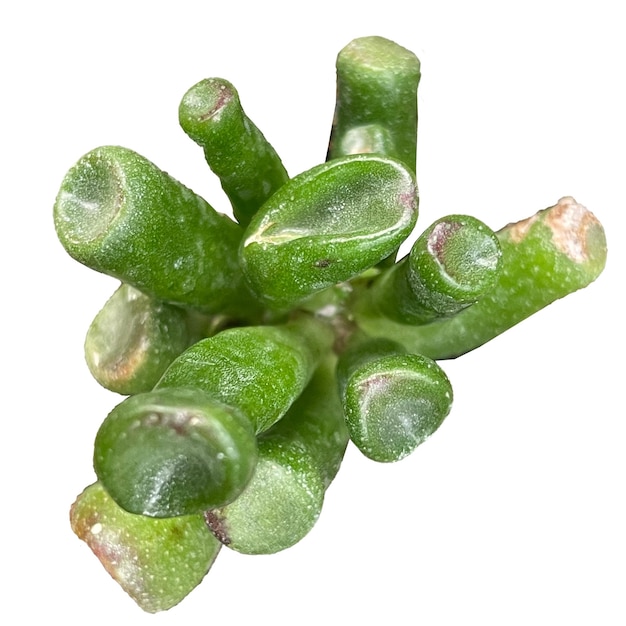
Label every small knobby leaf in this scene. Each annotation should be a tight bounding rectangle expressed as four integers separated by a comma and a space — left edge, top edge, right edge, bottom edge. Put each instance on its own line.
370, 214, 502, 325
85, 283, 193, 395
337, 338, 453, 462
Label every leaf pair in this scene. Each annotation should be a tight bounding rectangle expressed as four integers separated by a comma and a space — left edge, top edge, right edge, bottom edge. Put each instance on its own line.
54, 145, 419, 315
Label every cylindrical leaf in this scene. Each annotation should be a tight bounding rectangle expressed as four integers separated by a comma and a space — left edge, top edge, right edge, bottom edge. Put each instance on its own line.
94, 387, 257, 517
327, 35, 421, 172
70, 482, 221, 613
179, 77, 289, 227
337, 338, 453, 462
370, 215, 502, 324
357, 197, 608, 358
205, 439, 325, 555
53, 145, 255, 315
205, 357, 349, 554
156, 316, 334, 433
85, 283, 196, 395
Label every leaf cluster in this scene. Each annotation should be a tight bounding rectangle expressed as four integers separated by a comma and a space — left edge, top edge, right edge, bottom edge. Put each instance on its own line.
55, 36, 606, 612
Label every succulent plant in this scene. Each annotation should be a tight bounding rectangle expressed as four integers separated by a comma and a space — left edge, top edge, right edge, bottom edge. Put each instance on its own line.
55, 35, 607, 611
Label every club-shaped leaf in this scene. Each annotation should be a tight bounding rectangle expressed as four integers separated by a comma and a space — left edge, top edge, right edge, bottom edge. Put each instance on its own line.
94, 387, 257, 517
157, 316, 333, 433
179, 77, 289, 227
53, 145, 256, 315
337, 337, 453, 462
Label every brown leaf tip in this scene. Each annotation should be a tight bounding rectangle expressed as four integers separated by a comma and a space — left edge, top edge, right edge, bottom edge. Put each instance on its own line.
545, 196, 603, 264
507, 196, 604, 265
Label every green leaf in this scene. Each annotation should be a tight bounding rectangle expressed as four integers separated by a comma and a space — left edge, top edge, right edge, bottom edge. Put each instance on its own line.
206, 358, 349, 554
357, 197, 608, 358
328, 35, 421, 172
370, 214, 502, 324
157, 317, 333, 433
70, 482, 221, 613
53, 145, 256, 315
240, 154, 418, 309
337, 338, 453, 462
85, 283, 195, 395
179, 77, 289, 227
94, 387, 257, 517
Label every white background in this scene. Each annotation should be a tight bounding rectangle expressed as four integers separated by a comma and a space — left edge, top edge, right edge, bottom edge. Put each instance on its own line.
2, 1, 624, 624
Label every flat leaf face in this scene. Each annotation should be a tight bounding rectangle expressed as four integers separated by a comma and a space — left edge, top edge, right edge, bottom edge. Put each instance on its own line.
240, 154, 417, 309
